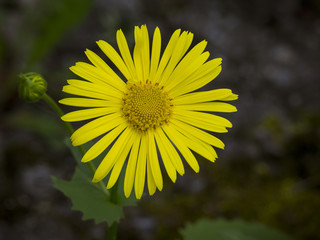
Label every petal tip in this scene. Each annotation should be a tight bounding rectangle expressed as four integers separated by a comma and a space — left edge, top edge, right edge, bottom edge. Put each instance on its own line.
81, 156, 90, 163
92, 178, 98, 183
124, 189, 132, 198
135, 193, 142, 199
61, 115, 67, 121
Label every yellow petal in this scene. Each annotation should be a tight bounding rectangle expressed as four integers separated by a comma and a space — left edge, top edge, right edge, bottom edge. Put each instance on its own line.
62, 85, 112, 100
148, 130, 163, 190
159, 31, 193, 86
93, 127, 132, 182
154, 128, 177, 182
173, 89, 232, 105
133, 26, 144, 82
154, 127, 185, 176
174, 109, 232, 128
84, 49, 127, 91
81, 122, 127, 162
221, 93, 239, 101
170, 121, 217, 162
124, 135, 141, 198
170, 58, 222, 97
71, 113, 124, 146
165, 51, 209, 92
182, 31, 194, 57
69, 62, 104, 85
149, 27, 161, 81
164, 40, 208, 90
162, 125, 199, 173
66, 79, 122, 100
172, 112, 228, 133
117, 29, 137, 81
107, 129, 138, 189
147, 152, 157, 195
134, 25, 150, 82
142, 25, 150, 81
59, 98, 120, 108
175, 102, 237, 113
61, 107, 119, 122
97, 40, 131, 80
170, 119, 225, 149
135, 133, 147, 199
153, 29, 181, 83
70, 62, 125, 93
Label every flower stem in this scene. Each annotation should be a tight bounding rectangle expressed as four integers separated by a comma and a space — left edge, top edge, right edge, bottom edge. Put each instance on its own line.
107, 222, 118, 240
42, 93, 73, 135
43, 93, 117, 239
42, 93, 110, 198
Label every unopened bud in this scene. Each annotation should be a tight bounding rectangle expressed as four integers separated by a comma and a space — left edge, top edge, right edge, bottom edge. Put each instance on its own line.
19, 72, 47, 102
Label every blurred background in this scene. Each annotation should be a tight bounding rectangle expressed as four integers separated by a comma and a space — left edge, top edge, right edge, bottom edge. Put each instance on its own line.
1, 0, 320, 239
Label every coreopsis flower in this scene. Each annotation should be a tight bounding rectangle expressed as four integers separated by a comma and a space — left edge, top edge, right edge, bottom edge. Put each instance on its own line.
60, 25, 238, 199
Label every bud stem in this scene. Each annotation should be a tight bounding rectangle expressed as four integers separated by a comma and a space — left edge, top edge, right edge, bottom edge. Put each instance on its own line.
42, 93, 110, 199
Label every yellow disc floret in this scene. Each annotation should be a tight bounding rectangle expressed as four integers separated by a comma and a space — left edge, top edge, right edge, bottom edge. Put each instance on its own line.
122, 80, 173, 131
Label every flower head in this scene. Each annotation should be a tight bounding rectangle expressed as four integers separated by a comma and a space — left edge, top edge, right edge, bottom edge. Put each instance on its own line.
19, 72, 47, 102
60, 25, 238, 199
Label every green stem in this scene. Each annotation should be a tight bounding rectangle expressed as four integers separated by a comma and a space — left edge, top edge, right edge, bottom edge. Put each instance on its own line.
43, 93, 117, 238
42, 93, 109, 198
108, 180, 119, 239
42, 93, 73, 135
110, 179, 120, 204
107, 222, 118, 240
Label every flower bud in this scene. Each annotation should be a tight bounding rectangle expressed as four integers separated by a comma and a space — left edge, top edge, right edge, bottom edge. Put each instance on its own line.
19, 72, 47, 102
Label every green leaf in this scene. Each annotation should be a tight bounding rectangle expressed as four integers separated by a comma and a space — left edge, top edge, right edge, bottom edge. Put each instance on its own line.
51, 138, 137, 224
180, 219, 294, 240
52, 168, 123, 224
64, 137, 137, 205
64, 138, 88, 169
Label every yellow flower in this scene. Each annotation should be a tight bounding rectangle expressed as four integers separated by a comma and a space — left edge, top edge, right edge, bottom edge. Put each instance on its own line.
60, 25, 238, 199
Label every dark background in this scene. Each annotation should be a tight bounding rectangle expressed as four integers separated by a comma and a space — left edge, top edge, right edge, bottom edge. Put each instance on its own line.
1, 0, 320, 239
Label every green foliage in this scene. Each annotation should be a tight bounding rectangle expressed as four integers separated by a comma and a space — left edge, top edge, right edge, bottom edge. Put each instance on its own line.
180, 219, 294, 240
27, 0, 92, 68
52, 168, 121, 224
52, 139, 137, 224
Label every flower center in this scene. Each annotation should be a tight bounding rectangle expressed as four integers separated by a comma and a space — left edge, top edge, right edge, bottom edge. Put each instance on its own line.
122, 81, 173, 131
